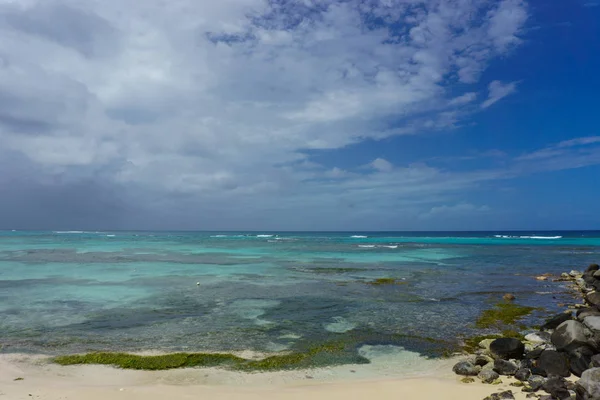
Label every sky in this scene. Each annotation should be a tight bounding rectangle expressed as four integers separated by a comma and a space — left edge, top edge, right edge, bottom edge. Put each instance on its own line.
0, 0, 599, 231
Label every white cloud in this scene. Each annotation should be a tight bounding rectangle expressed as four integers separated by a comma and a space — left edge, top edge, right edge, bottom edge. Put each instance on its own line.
481, 80, 518, 108
448, 92, 478, 106
557, 136, 600, 148
515, 136, 600, 172
370, 158, 394, 172
0, 0, 534, 228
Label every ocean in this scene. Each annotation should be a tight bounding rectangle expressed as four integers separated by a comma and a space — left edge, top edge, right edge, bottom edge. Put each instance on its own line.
1, 230, 599, 371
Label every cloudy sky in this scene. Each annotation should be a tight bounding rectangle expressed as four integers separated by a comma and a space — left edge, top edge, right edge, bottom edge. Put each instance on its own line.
0, 0, 599, 231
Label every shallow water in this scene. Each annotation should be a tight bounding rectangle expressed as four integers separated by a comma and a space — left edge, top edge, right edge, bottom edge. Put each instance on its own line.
0, 230, 598, 368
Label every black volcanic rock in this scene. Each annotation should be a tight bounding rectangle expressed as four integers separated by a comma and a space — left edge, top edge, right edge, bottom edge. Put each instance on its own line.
452, 361, 480, 376
587, 264, 600, 273
514, 367, 532, 381
493, 359, 519, 375
542, 375, 570, 400
577, 308, 600, 321
490, 338, 525, 360
541, 312, 572, 331
586, 292, 600, 309
568, 346, 595, 377
538, 350, 570, 377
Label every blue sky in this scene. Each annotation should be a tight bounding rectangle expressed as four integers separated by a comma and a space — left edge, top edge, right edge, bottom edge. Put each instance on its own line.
0, 0, 598, 230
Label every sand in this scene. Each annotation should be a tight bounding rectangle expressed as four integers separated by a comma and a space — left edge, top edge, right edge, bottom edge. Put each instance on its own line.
0, 354, 533, 400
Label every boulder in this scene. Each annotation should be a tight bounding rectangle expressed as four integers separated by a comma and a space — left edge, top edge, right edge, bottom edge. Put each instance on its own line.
584, 272, 598, 285
588, 264, 600, 273
568, 346, 595, 377
586, 292, 600, 309
525, 347, 545, 360
576, 277, 589, 291
475, 354, 494, 366
591, 354, 600, 368
452, 361, 480, 376
551, 320, 594, 352
527, 375, 546, 391
514, 367, 532, 381
478, 369, 500, 384
483, 390, 515, 400
571, 270, 583, 277
584, 316, 600, 332
525, 332, 552, 344
503, 293, 516, 301
542, 375, 570, 400
577, 308, 600, 321
538, 350, 571, 377
490, 338, 525, 360
542, 312, 573, 331
576, 367, 600, 400
493, 359, 519, 375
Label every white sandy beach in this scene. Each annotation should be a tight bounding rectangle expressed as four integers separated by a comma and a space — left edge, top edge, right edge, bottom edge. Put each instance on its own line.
0, 354, 532, 400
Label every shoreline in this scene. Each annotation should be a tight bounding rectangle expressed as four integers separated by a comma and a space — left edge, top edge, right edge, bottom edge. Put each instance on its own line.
0, 353, 532, 400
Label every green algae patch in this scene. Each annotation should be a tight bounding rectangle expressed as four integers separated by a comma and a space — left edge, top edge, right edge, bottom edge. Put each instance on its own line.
368, 278, 407, 286
475, 302, 536, 329
54, 352, 244, 370
53, 340, 369, 372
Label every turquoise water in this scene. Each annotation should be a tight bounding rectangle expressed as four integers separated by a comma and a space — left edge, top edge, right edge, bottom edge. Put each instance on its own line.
0, 230, 599, 362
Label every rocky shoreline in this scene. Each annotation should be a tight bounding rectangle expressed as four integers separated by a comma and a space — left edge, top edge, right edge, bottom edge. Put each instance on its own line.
453, 263, 600, 400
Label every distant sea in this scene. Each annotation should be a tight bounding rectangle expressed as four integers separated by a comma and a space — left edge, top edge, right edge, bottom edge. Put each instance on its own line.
1, 231, 599, 370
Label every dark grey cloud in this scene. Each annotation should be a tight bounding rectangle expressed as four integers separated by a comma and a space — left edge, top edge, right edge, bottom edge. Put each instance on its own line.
0, 2, 119, 58
0, 0, 559, 230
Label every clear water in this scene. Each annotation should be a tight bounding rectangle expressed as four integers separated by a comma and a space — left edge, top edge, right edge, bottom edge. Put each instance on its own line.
0, 230, 598, 364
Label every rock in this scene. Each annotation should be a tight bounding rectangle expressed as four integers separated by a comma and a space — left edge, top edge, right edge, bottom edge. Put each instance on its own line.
586, 292, 600, 309
551, 320, 594, 352
461, 377, 475, 383
536, 276, 549, 281
525, 332, 552, 344
526, 347, 545, 360
490, 338, 525, 360
503, 293, 516, 301
453, 361, 481, 376
542, 312, 573, 331
525, 394, 537, 399
585, 264, 600, 272
576, 367, 600, 399
571, 270, 583, 277
475, 355, 494, 366
538, 350, 571, 377
483, 390, 515, 400
515, 367, 532, 381
594, 270, 600, 279
493, 359, 519, 375
588, 264, 600, 273
478, 369, 500, 384
528, 375, 546, 391
542, 375, 570, 400
576, 278, 589, 291
583, 316, 600, 332
590, 354, 600, 368
577, 308, 600, 321
480, 338, 495, 351
584, 272, 597, 285
568, 346, 595, 377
